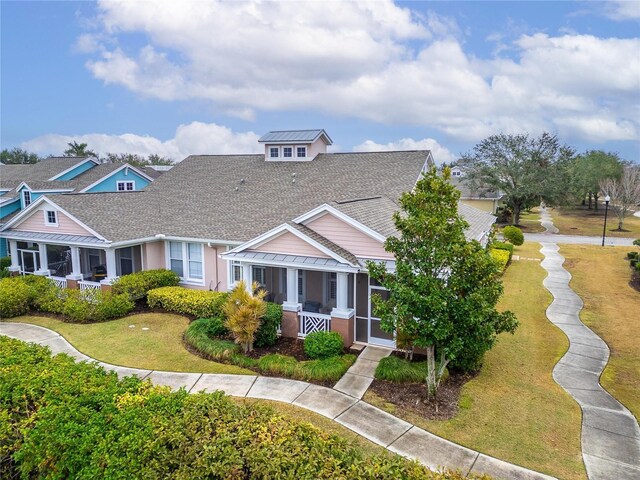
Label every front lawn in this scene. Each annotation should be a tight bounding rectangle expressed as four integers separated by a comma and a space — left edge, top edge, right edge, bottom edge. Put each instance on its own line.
561, 245, 640, 420
363, 242, 585, 479
6, 313, 253, 375
550, 206, 640, 237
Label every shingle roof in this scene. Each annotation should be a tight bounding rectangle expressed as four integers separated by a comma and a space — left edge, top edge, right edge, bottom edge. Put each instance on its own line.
258, 129, 332, 145
458, 203, 496, 242
450, 177, 502, 200
331, 196, 399, 237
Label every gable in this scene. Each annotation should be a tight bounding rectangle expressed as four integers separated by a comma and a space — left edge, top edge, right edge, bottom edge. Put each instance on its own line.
252, 231, 331, 258
52, 160, 96, 181
84, 167, 152, 193
305, 212, 393, 260
10, 203, 96, 237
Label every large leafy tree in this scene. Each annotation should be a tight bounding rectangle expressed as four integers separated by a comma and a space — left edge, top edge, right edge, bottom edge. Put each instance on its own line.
64, 141, 98, 158
462, 132, 575, 225
570, 150, 623, 210
0, 148, 41, 164
367, 168, 518, 402
106, 153, 174, 167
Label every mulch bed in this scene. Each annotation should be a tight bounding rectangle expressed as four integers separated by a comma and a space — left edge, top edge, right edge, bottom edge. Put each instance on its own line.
245, 336, 309, 361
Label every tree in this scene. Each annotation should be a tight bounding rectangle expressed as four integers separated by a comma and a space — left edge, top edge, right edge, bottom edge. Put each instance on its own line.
570, 151, 623, 210
599, 165, 640, 231
105, 153, 174, 167
462, 132, 575, 225
367, 167, 518, 402
223, 280, 267, 353
64, 141, 98, 158
0, 148, 41, 164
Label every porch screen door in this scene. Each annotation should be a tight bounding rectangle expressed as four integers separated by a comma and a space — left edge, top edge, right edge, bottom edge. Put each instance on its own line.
369, 280, 395, 347
20, 250, 39, 273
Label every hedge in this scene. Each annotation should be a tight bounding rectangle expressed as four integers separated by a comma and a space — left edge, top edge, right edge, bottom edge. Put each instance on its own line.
1, 337, 471, 480
147, 286, 228, 318
490, 240, 514, 260
112, 269, 180, 300
304, 331, 345, 359
254, 302, 282, 348
503, 225, 524, 246
489, 248, 510, 272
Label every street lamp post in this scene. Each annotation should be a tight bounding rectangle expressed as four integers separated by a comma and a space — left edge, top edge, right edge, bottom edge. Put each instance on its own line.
601, 195, 611, 247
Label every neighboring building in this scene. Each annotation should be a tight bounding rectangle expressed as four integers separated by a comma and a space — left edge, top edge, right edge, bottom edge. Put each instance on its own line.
450, 177, 504, 215
0, 131, 496, 348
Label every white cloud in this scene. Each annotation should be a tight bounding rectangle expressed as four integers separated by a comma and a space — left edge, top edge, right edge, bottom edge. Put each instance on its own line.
353, 138, 456, 163
77, 1, 640, 144
603, 0, 640, 20
21, 122, 262, 161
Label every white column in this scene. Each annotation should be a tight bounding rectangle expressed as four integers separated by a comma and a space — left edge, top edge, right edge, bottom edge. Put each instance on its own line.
66, 246, 83, 280
102, 248, 118, 284
8, 241, 20, 272
242, 263, 252, 292
283, 267, 300, 312
35, 243, 50, 275
331, 272, 354, 319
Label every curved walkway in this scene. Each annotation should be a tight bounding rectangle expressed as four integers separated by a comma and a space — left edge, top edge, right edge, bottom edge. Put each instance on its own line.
537, 209, 640, 480
0, 322, 553, 480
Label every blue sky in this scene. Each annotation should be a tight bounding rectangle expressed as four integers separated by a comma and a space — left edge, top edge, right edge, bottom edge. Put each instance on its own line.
1, 0, 639, 163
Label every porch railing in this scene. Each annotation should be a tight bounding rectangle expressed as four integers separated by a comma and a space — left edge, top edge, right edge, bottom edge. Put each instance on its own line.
78, 280, 101, 293
49, 276, 67, 289
298, 311, 331, 337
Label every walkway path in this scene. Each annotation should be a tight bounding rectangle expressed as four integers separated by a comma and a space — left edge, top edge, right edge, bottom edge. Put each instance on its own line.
0, 321, 554, 480
525, 232, 635, 246
537, 209, 640, 480
334, 345, 391, 398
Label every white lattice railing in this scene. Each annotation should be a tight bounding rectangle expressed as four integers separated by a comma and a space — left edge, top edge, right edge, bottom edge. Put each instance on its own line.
49, 276, 67, 289
298, 311, 331, 337
78, 280, 101, 293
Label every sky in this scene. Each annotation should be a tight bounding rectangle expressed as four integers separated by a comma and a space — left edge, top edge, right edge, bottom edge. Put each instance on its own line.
1, 0, 639, 164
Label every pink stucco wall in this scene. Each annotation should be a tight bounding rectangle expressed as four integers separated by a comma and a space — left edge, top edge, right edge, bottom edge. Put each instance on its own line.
15, 205, 94, 236
143, 241, 165, 270
305, 213, 393, 259
253, 231, 330, 258
308, 138, 327, 159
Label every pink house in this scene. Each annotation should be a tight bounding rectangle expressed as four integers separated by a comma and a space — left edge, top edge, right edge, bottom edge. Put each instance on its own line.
0, 130, 496, 347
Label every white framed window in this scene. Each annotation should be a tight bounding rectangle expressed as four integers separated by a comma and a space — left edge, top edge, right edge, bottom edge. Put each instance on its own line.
44, 210, 58, 226
168, 241, 204, 282
283, 146, 293, 158
252, 266, 266, 287
451, 170, 461, 177
231, 261, 243, 284
117, 180, 135, 191
22, 190, 32, 207
297, 270, 306, 302
169, 241, 183, 277
296, 146, 306, 158
269, 147, 279, 158
324, 272, 337, 305
187, 243, 203, 280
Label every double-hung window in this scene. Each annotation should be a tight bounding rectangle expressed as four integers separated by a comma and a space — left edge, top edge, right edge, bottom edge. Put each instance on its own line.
187, 243, 203, 280
117, 181, 135, 191
169, 242, 184, 277
169, 241, 204, 282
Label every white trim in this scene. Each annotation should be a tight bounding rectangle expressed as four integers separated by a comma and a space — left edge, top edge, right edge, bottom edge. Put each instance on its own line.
21, 189, 31, 208
0, 196, 19, 206
165, 240, 205, 285
116, 180, 136, 192
16, 182, 74, 194
296, 146, 307, 159
0, 233, 107, 248
0, 196, 108, 241
79, 163, 153, 192
47, 157, 99, 181
294, 203, 387, 243
43, 209, 59, 227
268, 146, 280, 159
226, 222, 358, 267
259, 130, 333, 146
223, 256, 358, 273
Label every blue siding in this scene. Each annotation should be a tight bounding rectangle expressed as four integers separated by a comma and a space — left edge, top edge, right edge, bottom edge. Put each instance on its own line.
55, 160, 95, 180
85, 168, 151, 192
0, 238, 7, 258
1, 198, 21, 220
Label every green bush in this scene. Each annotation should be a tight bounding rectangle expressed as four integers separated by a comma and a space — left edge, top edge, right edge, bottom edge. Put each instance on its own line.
503, 225, 524, 246
627, 251, 638, 260
634, 239, 640, 247
184, 318, 239, 359
0, 256, 11, 268
196, 315, 229, 337
491, 240, 513, 257
489, 248, 510, 272
57, 289, 134, 323
2, 337, 454, 480
112, 269, 180, 300
304, 331, 345, 359
255, 302, 282, 348
375, 355, 449, 384
147, 286, 227, 318
631, 259, 638, 268
0, 277, 31, 318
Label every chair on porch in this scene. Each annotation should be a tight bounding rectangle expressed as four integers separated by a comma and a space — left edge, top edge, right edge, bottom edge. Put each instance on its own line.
92, 265, 107, 282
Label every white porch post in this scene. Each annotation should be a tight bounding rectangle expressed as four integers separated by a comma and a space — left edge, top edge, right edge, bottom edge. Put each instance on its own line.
66, 246, 83, 280
331, 272, 354, 318
242, 263, 252, 292
35, 243, 50, 276
283, 267, 300, 312
8, 241, 20, 272
102, 248, 118, 284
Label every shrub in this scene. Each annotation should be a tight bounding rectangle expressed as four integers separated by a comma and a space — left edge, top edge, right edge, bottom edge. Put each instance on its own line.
184, 318, 239, 359
375, 355, 449, 384
147, 286, 227, 318
503, 225, 524, 246
223, 280, 266, 353
489, 248, 510, 272
634, 239, 640, 246
0, 256, 11, 268
112, 269, 180, 300
196, 315, 228, 337
255, 302, 282, 348
631, 259, 638, 268
304, 331, 345, 359
57, 289, 134, 323
491, 240, 514, 259
0, 277, 31, 318
627, 252, 638, 260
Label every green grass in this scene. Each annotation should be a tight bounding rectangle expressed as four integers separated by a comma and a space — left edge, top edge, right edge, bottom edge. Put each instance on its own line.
550, 206, 640, 237
6, 313, 253, 375
561, 245, 640, 420
364, 242, 586, 480
375, 355, 442, 383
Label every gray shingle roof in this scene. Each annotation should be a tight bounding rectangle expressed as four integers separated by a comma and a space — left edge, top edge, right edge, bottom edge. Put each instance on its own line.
458, 203, 496, 242
258, 129, 332, 144
450, 177, 502, 200
331, 196, 399, 237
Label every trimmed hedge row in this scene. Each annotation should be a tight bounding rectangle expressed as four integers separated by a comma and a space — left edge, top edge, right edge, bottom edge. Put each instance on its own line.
147, 286, 228, 318
1, 337, 467, 480
489, 248, 510, 273
111, 269, 180, 300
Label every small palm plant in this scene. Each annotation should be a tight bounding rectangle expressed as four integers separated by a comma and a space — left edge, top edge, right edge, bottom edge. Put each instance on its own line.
223, 280, 267, 353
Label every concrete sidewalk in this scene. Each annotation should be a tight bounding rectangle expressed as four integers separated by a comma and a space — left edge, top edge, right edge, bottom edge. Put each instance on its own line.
1, 321, 554, 480
537, 208, 640, 480
334, 345, 391, 398
525, 232, 634, 246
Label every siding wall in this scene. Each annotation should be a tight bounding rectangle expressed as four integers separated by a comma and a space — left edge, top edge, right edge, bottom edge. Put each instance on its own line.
14, 204, 94, 236
85, 169, 151, 193
460, 199, 497, 214
308, 139, 327, 159
143, 241, 165, 270
253, 231, 330, 258
306, 213, 392, 259
55, 161, 94, 181
0, 198, 21, 219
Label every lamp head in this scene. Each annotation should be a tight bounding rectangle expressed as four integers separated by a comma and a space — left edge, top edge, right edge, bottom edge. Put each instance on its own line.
605, 195, 611, 202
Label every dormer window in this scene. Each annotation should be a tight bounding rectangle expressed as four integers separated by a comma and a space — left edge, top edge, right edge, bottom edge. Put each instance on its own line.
297, 147, 307, 158
45, 210, 58, 226
283, 147, 293, 158
269, 147, 279, 158
23, 190, 31, 207
117, 180, 135, 191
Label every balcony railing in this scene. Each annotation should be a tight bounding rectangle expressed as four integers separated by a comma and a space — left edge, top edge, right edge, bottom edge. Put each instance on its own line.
298, 311, 331, 337
49, 276, 67, 289
78, 280, 101, 293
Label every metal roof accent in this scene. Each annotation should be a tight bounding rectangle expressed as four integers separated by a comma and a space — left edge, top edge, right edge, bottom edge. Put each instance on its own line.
0, 230, 106, 245
258, 129, 333, 145
222, 250, 356, 271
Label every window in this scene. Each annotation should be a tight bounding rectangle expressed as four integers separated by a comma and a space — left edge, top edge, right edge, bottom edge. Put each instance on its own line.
325, 272, 337, 305
117, 181, 135, 191
169, 241, 183, 277
283, 147, 293, 158
296, 146, 306, 158
269, 147, 279, 158
169, 241, 203, 281
252, 266, 266, 287
45, 210, 57, 225
118, 247, 134, 276
187, 243, 203, 280
297, 270, 306, 302
232, 261, 243, 283
23, 190, 31, 207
